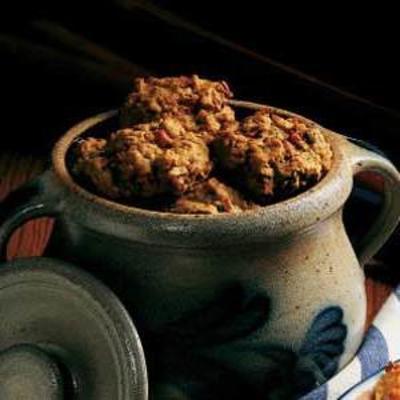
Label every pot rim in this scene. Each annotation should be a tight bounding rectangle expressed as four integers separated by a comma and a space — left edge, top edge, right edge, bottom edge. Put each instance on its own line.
51, 100, 353, 241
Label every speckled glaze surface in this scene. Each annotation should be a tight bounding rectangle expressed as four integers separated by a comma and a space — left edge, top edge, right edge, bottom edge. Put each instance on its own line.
1, 101, 400, 399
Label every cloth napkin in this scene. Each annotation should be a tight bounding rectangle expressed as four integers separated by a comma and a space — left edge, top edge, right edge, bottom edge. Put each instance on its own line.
302, 286, 400, 399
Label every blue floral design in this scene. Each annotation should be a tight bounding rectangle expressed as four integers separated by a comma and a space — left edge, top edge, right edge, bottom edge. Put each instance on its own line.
141, 286, 347, 400
295, 307, 347, 395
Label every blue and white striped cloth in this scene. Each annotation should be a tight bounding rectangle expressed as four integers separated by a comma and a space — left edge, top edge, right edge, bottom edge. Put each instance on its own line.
302, 286, 400, 399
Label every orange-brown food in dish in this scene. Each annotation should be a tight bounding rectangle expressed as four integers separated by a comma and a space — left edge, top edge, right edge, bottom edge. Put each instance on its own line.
120, 75, 237, 143
373, 362, 400, 400
169, 178, 258, 214
72, 75, 333, 214
213, 109, 332, 202
73, 119, 212, 199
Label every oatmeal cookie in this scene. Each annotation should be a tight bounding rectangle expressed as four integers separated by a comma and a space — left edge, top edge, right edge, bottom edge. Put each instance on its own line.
72, 76, 334, 213
72, 137, 120, 198
73, 120, 212, 199
373, 362, 400, 400
169, 178, 257, 214
213, 109, 333, 201
120, 75, 237, 142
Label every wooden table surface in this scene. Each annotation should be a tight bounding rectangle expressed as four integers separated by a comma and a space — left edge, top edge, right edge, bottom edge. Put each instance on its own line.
0, 152, 394, 329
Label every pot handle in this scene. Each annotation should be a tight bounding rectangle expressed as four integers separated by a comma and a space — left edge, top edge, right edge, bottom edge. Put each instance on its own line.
0, 170, 62, 261
345, 139, 400, 265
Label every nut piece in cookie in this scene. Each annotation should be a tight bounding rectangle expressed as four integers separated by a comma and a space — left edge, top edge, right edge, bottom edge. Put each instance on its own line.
73, 121, 212, 200
169, 178, 258, 214
213, 109, 333, 202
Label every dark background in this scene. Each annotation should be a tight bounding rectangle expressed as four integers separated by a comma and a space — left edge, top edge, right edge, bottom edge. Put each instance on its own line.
1, 1, 399, 159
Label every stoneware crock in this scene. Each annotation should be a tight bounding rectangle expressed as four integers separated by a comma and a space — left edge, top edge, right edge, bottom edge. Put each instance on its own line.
1, 101, 400, 399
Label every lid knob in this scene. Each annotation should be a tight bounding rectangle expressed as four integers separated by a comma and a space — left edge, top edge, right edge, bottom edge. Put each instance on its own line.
0, 344, 65, 400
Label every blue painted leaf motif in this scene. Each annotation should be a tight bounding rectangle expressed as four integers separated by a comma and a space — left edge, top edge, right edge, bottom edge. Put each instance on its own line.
295, 306, 347, 394
141, 284, 347, 400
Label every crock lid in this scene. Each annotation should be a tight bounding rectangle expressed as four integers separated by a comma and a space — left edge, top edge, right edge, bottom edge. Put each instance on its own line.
0, 257, 148, 400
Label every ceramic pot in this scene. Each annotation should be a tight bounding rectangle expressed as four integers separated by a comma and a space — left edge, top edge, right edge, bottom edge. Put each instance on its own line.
1, 101, 400, 399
